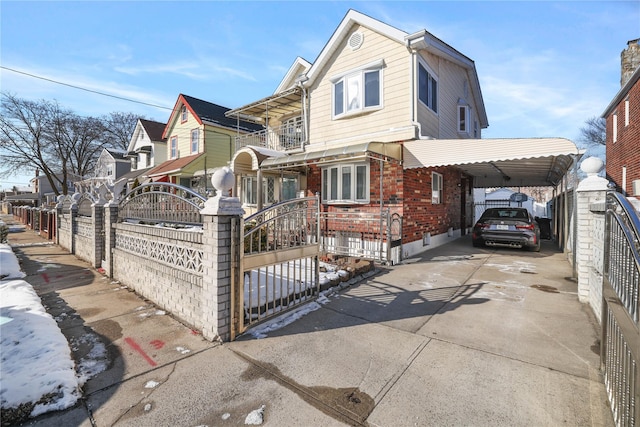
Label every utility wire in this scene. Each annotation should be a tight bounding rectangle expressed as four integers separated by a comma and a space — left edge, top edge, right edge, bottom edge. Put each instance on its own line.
1, 66, 173, 111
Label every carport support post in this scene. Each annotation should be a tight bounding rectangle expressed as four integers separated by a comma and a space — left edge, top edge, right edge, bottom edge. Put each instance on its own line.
575, 157, 609, 308
200, 167, 244, 342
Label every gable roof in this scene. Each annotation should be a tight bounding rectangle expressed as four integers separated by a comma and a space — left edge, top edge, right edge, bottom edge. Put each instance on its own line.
162, 94, 262, 138
302, 9, 488, 129
602, 65, 640, 118
139, 118, 167, 142
274, 57, 312, 94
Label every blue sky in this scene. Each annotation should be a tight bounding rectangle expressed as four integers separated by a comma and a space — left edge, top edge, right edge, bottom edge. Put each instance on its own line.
1, 1, 638, 188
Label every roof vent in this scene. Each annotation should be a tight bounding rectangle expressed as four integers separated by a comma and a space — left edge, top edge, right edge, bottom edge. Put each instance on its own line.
349, 32, 364, 50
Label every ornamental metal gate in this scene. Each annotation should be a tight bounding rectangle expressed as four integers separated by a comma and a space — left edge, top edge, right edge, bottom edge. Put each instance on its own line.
602, 192, 640, 427
232, 196, 321, 338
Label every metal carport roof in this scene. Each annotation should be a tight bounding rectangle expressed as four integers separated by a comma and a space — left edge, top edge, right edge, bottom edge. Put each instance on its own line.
403, 138, 580, 187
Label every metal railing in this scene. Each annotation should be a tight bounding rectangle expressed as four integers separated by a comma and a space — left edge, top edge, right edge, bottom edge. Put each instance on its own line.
602, 191, 640, 427
234, 196, 320, 336
118, 182, 207, 226
319, 209, 401, 263
235, 122, 304, 152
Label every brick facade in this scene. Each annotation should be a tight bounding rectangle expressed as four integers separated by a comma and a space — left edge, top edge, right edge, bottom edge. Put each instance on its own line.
306, 159, 469, 248
605, 70, 640, 196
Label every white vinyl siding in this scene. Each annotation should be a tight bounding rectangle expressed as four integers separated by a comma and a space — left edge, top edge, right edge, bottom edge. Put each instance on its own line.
309, 25, 413, 146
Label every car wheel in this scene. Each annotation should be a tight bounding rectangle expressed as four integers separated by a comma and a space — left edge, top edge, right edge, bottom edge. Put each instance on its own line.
529, 242, 541, 252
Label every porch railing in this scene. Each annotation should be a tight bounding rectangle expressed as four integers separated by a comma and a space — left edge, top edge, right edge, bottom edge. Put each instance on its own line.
602, 191, 640, 427
235, 122, 304, 152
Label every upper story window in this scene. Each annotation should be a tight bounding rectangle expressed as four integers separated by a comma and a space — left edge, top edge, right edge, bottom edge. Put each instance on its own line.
432, 172, 443, 204
181, 105, 188, 123
191, 129, 199, 153
625, 97, 630, 126
322, 163, 369, 204
458, 105, 470, 134
418, 61, 438, 113
613, 113, 618, 143
332, 60, 384, 119
170, 136, 178, 158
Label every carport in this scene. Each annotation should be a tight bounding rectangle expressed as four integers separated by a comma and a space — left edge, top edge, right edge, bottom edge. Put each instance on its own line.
403, 138, 579, 188
403, 137, 581, 247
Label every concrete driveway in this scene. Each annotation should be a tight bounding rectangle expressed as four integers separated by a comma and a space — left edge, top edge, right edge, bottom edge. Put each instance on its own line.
6, 215, 612, 427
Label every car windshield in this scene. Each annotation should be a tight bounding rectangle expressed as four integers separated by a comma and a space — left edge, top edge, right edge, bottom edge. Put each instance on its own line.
482, 209, 528, 220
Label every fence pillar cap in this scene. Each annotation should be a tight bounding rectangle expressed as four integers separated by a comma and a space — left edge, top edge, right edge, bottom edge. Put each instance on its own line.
577, 156, 609, 191
201, 166, 244, 216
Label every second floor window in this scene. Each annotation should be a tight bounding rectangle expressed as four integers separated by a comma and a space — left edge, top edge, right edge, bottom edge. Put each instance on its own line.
458, 105, 469, 134
333, 68, 381, 118
170, 136, 177, 158
191, 129, 199, 153
419, 62, 438, 113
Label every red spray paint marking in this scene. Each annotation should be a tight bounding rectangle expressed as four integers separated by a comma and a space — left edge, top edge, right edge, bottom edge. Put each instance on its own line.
150, 340, 165, 350
124, 337, 157, 367
41, 273, 49, 283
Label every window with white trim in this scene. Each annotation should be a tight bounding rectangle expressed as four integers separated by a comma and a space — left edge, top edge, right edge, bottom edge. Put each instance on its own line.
190, 129, 199, 153
181, 105, 188, 122
241, 176, 275, 205
625, 97, 630, 126
432, 172, 443, 204
613, 113, 618, 143
332, 62, 382, 118
458, 105, 470, 133
170, 136, 177, 158
322, 163, 369, 203
418, 62, 438, 113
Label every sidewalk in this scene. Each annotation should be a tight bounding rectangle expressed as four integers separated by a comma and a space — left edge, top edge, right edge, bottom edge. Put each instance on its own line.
4, 213, 613, 426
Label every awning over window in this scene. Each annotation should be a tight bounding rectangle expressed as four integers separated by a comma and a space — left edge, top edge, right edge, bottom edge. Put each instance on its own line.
404, 138, 580, 187
260, 141, 402, 170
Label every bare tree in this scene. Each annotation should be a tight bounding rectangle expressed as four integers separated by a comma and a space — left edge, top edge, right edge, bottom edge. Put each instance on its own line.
0, 93, 107, 195
579, 116, 606, 147
101, 111, 142, 151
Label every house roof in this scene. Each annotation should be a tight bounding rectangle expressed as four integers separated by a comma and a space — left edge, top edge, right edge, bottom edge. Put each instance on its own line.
163, 94, 262, 139
301, 10, 488, 129
139, 119, 167, 142
147, 153, 205, 177
117, 166, 153, 182
104, 148, 129, 161
403, 138, 580, 187
602, 65, 640, 118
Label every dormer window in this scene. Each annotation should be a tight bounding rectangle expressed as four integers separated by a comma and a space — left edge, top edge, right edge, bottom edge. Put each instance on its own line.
331, 60, 384, 119
181, 105, 188, 123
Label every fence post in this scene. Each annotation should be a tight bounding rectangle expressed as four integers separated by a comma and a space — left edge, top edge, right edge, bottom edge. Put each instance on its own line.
103, 201, 118, 278
200, 167, 244, 342
69, 195, 79, 255
91, 201, 105, 268
575, 157, 609, 309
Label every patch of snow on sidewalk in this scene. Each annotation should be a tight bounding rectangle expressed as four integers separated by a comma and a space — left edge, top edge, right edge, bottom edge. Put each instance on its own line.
0, 243, 25, 279
0, 279, 80, 417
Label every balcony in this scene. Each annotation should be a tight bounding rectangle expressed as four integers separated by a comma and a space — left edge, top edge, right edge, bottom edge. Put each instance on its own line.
235, 122, 305, 153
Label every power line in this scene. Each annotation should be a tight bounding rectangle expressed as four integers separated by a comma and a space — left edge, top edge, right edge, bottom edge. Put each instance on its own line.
1, 66, 173, 111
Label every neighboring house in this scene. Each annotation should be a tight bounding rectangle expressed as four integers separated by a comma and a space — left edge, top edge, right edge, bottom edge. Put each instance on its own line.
30, 171, 80, 206
602, 39, 640, 197
226, 9, 489, 254
147, 94, 262, 194
93, 148, 131, 181
120, 118, 168, 190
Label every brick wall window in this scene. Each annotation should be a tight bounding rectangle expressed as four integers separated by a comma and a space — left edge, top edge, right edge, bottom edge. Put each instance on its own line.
432, 171, 443, 204
322, 163, 369, 204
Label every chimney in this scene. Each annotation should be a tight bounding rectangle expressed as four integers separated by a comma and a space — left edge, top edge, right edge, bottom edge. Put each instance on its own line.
621, 38, 640, 87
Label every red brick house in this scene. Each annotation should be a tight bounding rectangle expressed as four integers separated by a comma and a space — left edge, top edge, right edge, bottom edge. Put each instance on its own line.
226, 10, 577, 261
603, 39, 640, 196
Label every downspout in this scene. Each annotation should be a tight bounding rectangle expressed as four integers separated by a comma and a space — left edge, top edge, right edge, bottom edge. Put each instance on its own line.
405, 37, 423, 138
